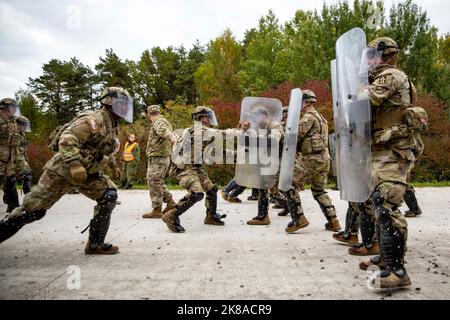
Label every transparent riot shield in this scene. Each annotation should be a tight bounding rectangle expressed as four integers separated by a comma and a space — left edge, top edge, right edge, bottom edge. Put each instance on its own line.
334, 27, 372, 202
235, 97, 283, 189
328, 133, 337, 177
278, 88, 303, 191
330, 59, 340, 181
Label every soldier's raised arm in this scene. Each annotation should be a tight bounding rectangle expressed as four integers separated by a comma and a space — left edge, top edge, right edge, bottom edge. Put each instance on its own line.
153, 118, 178, 144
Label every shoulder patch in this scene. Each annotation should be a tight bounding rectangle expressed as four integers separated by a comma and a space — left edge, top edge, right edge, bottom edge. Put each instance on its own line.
87, 118, 100, 133
378, 76, 386, 84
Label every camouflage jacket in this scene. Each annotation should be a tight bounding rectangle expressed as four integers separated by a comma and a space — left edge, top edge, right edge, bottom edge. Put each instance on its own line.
16, 131, 29, 163
172, 123, 245, 170
297, 108, 330, 161
0, 111, 21, 164
368, 64, 416, 151
46, 108, 119, 174
146, 116, 173, 158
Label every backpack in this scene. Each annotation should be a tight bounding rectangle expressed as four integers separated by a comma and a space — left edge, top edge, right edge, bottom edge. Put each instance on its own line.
405, 107, 428, 133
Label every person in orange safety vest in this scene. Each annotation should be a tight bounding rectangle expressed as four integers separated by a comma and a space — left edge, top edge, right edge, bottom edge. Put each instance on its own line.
120, 133, 140, 189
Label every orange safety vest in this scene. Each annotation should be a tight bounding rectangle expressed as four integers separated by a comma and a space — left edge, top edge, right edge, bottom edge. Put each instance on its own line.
123, 142, 137, 162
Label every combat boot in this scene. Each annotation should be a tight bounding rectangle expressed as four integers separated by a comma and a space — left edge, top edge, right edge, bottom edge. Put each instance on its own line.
359, 255, 385, 271
285, 214, 309, 233
277, 209, 288, 216
247, 191, 270, 225
162, 208, 185, 233
332, 231, 359, 246
204, 215, 225, 226
325, 216, 341, 232
84, 241, 119, 255
220, 190, 230, 201
162, 197, 176, 214
227, 196, 242, 203
335, 203, 360, 245
247, 215, 270, 225
205, 186, 226, 226
404, 210, 421, 218
376, 270, 411, 289
348, 242, 380, 256
403, 188, 422, 218
142, 206, 162, 219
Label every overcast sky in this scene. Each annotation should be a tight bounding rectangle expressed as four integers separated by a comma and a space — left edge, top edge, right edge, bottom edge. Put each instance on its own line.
0, 0, 448, 98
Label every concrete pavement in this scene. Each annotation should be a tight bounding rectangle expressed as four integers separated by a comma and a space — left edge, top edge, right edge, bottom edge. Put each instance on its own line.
0, 187, 449, 300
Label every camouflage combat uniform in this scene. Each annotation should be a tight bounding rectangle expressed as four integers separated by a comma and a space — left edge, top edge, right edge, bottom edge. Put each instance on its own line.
358, 37, 427, 288
0, 85, 132, 255
403, 132, 424, 217
0, 101, 22, 213
357, 64, 417, 264
15, 125, 32, 194
167, 124, 228, 231
286, 107, 340, 231
162, 107, 240, 232
146, 112, 174, 211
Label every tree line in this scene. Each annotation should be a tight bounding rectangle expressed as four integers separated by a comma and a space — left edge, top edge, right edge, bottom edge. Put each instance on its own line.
13, 0, 450, 183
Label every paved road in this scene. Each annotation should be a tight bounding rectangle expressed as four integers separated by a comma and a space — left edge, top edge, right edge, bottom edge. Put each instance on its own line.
1, 188, 449, 300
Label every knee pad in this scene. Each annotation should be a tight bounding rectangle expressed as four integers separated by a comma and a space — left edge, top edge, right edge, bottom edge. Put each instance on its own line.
206, 185, 218, 195
98, 189, 118, 211
372, 191, 391, 225
4, 175, 17, 189
11, 208, 47, 225
24, 209, 46, 224
192, 192, 205, 202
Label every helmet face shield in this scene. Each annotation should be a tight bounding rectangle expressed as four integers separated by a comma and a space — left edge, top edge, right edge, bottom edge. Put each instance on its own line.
6, 105, 20, 117
112, 94, 133, 123
193, 107, 218, 126
203, 110, 218, 126
361, 47, 383, 73
250, 107, 271, 129
20, 121, 31, 132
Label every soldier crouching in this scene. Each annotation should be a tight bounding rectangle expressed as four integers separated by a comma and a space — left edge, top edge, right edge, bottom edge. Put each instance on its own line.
0, 87, 133, 255
162, 106, 241, 233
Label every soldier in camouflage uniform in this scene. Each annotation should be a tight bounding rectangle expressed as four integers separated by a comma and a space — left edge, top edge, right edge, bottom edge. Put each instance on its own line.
14, 115, 33, 194
403, 132, 424, 217
358, 37, 428, 288
142, 105, 177, 219
0, 98, 21, 213
162, 106, 240, 233
283, 90, 341, 233
0, 87, 132, 255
